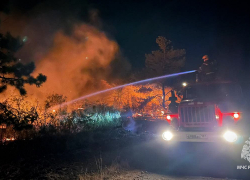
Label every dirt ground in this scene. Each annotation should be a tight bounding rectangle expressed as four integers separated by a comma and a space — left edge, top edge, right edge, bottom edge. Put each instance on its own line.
78, 170, 240, 180
0, 121, 249, 180
92, 171, 238, 180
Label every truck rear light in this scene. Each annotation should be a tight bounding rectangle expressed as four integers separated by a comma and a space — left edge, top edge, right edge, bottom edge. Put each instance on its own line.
166, 114, 178, 124
221, 112, 241, 121
233, 113, 240, 119
166, 115, 171, 120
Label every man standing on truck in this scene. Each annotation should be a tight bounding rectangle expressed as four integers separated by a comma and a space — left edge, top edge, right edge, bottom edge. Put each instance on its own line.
197, 55, 217, 82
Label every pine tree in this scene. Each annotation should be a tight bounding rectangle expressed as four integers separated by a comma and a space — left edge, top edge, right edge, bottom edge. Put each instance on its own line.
145, 36, 185, 109
0, 5, 47, 135
0, 10, 46, 95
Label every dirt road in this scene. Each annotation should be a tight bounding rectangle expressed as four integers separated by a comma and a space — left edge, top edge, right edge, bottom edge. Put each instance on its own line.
0, 120, 249, 179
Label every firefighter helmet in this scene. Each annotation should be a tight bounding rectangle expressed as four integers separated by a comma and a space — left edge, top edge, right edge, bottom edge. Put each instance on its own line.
202, 55, 209, 61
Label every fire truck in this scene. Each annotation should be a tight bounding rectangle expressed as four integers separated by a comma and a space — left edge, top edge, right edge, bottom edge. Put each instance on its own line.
162, 81, 245, 143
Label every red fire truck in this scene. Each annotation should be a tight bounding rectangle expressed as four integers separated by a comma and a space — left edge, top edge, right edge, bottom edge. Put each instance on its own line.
162, 81, 244, 143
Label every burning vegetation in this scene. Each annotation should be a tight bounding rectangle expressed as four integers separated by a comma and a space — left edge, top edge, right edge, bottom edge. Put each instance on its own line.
0, 4, 185, 142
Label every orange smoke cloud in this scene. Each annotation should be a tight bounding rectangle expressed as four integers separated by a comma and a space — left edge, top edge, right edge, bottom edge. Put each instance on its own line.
27, 24, 119, 101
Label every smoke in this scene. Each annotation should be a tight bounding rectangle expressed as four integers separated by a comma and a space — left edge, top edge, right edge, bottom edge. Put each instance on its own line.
28, 24, 119, 101
0, 1, 131, 103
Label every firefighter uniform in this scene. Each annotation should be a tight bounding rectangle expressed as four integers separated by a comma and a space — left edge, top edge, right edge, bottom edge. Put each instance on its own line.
198, 55, 217, 82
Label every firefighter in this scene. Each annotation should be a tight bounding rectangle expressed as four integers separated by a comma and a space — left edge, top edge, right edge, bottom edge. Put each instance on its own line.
197, 55, 217, 82
168, 90, 179, 113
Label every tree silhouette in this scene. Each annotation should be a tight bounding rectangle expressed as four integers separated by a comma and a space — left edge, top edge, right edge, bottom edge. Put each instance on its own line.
145, 36, 185, 108
45, 93, 67, 110
42, 94, 67, 126
0, 7, 46, 95
0, 6, 47, 136
0, 33, 47, 95
0, 100, 38, 132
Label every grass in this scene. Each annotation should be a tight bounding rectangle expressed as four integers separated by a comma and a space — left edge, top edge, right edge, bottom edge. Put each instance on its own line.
78, 157, 129, 180
0, 127, 133, 165
1, 105, 122, 142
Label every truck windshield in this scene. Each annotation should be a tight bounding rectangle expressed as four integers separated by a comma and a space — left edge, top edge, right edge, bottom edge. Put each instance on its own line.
184, 83, 242, 101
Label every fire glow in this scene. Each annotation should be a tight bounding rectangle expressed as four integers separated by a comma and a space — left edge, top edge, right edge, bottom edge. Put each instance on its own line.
25, 24, 119, 102
51, 70, 196, 110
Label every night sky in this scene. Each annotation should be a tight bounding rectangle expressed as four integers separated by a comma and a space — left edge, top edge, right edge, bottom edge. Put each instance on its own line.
96, 0, 250, 80
2, 0, 250, 80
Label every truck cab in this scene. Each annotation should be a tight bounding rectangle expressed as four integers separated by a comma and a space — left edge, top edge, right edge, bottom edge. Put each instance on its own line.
163, 81, 244, 143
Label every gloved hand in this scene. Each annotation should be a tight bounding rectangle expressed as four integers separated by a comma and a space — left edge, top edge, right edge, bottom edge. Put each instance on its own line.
197, 67, 202, 73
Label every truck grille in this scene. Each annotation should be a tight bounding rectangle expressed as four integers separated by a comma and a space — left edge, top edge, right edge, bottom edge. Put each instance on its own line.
180, 105, 215, 123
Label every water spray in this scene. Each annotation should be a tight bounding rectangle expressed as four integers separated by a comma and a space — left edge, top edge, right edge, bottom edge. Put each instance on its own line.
51, 70, 196, 110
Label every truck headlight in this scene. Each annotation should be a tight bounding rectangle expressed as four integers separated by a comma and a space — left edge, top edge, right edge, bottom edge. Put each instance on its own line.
223, 130, 238, 142
162, 131, 173, 141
